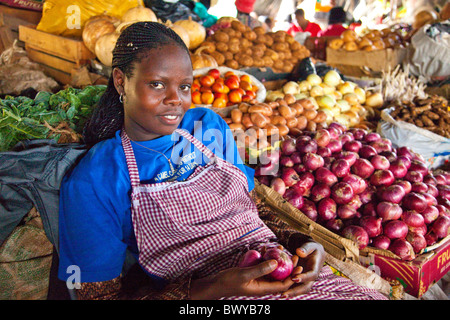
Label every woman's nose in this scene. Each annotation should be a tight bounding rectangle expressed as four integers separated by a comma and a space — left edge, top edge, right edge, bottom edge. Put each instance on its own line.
164, 87, 182, 105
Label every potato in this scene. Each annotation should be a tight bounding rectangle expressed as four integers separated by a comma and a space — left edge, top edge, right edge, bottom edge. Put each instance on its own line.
230, 108, 243, 124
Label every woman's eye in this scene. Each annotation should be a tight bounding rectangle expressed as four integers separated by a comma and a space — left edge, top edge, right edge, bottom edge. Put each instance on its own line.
149, 82, 164, 89
180, 84, 191, 92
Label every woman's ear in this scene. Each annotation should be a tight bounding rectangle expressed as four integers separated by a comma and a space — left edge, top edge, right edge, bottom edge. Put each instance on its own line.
112, 67, 125, 96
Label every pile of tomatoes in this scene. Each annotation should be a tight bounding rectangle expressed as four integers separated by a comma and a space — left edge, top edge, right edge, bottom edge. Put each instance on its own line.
192, 68, 260, 108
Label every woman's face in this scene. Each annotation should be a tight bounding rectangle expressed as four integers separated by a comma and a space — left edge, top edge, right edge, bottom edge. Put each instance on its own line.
117, 44, 193, 141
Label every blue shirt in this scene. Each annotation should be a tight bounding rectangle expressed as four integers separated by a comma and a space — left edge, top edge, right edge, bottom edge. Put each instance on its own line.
58, 108, 255, 282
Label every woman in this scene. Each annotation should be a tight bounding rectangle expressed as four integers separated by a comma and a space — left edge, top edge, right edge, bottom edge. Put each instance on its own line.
317, 7, 348, 37
58, 22, 386, 300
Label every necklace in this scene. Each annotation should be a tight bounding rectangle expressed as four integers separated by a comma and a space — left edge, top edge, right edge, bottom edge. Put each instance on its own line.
131, 139, 176, 175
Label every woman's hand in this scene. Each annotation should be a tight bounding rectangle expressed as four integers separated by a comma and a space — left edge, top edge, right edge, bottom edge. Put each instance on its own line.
282, 240, 326, 297
190, 256, 302, 300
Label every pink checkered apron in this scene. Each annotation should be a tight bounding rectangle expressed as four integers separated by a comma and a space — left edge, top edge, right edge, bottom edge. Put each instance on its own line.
121, 128, 277, 282
121, 129, 388, 300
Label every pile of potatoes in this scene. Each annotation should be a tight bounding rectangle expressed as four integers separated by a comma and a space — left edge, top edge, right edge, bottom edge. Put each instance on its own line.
198, 20, 310, 73
222, 94, 327, 153
328, 28, 407, 52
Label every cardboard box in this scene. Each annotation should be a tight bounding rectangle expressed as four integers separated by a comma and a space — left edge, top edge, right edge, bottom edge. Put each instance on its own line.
326, 46, 407, 74
18, 25, 95, 84
360, 238, 450, 298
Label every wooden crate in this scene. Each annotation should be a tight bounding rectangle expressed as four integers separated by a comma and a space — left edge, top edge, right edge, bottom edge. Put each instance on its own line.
18, 25, 95, 84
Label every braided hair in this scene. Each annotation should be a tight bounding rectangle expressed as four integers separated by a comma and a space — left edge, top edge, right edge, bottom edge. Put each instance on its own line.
83, 22, 191, 147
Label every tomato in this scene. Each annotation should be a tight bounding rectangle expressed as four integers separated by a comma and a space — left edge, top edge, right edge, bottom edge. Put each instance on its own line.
245, 90, 256, 100
240, 74, 252, 83
212, 97, 227, 108
224, 77, 240, 90
201, 91, 214, 104
192, 91, 202, 104
200, 75, 215, 87
228, 89, 243, 104
207, 68, 221, 79
212, 82, 226, 93
239, 80, 253, 91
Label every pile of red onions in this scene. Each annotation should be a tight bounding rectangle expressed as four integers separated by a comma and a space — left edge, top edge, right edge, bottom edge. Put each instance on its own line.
255, 123, 450, 261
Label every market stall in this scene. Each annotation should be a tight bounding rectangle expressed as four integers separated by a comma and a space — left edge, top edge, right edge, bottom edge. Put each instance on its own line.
0, 0, 449, 301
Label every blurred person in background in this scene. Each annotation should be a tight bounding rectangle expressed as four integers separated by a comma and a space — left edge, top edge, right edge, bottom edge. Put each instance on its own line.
287, 8, 322, 37
317, 6, 348, 37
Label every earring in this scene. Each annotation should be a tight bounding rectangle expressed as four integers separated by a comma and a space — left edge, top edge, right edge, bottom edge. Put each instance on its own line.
119, 93, 123, 103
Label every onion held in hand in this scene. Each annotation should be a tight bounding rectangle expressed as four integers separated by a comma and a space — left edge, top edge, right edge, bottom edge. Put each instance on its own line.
262, 247, 294, 281
238, 250, 262, 268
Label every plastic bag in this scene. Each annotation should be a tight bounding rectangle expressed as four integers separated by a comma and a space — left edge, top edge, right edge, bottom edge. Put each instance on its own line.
378, 108, 450, 169
144, 0, 200, 23
36, 0, 144, 38
405, 22, 450, 81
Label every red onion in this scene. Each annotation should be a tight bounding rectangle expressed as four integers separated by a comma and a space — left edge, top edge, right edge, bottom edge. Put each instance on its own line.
262, 247, 293, 281
425, 184, 439, 197
315, 167, 338, 186
281, 167, 300, 187
370, 155, 390, 170
301, 199, 318, 221
347, 195, 363, 210
302, 152, 324, 171
359, 186, 376, 204
293, 163, 307, 174
310, 183, 331, 202
437, 184, 450, 200
280, 156, 295, 167
395, 155, 411, 169
296, 139, 317, 155
396, 146, 414, 159
380, 151, 397, 163
343, 140, 362, 153
349, 128, 367, 140
314, 128, 331, 147
336, 151, 358, 166
404, 170, 423, 183
337, 204, 358, 220
431, 215, 450, 238
389, 161, 408, 179
283, 188, 304, 209
331, 159, 351, 178
322, 156, 335, 169
425, 232, 438, 246
281, 138, 297, 156
359, 216, 383, 238
341, 225, 369, 249
290, 152, 303, 164
239, 249, 262, 268
422, 193, 437, 206
327, 139, 342, 153
381, 138, 392, 146
376, 202, 403, 221
408, 224, 427, 236
439, 197, 450, 211
384, 220, 408, 239
255, 162, 278, 176
421, 206, 439, 224
379, 184, 406, 204
316, 146, 331, 158
362, 202, 377, 217
342, 174, 367, 195
359, 145, 378, 159
331, 182, 354, 205
364, 132, 381, 143
259, 149, 280, 166
329, 122, 346, 134
403, 192, 428, 213
257, 176, 270, 186
394, 180, 411, 194
370, 141, 391, 153
411, 182, 428, 194
327, 126, 341, 139
370, 169, 395, 187
407, 232, 428, 253
423, 174, 437, 186
409, 160, 429, 177
402, 210, 425, 228
326, 218, 344, 232
372, 235, 391, 250
389, 239, 415, 261
293, 172, 315, 196
339, 132, 354, 145
270, 177, 286, 196
317, 197, 337, 221
436, 204, 450, 217
351, 158, 375, 179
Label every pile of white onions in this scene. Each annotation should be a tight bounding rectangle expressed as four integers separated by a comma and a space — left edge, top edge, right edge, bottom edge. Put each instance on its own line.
255, 122, 450, 261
